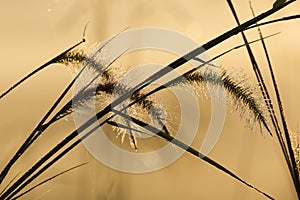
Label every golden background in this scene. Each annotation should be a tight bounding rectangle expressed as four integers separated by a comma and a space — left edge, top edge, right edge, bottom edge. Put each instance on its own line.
0, 0, 300, 199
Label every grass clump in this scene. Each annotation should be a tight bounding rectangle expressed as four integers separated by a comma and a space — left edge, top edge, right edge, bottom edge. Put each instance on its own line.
1, 1, 300, 199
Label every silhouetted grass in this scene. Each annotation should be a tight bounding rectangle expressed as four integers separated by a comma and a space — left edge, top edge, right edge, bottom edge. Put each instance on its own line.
0, 1, 300, 199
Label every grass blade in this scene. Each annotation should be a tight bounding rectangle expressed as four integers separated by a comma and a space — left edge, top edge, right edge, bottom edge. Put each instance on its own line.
9, 163, 87, 200
0, 39, 85, 100
248, 0, 300, 196
246, 14, 300, 30
227, 0, 300, 197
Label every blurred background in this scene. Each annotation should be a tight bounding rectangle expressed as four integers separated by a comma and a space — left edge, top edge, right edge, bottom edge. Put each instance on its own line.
0, 0, 300, 199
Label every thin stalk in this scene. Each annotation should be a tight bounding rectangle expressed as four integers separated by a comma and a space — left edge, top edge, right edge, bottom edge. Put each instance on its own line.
227, 0, 300, 197
246, 14, 300, 30
249, 0, 300, 195
0, 24, 88, 100
225, 0, 280, 136
226, 0, 293, 177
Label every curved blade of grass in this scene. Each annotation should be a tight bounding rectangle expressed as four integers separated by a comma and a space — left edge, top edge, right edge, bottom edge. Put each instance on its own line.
9, 163, 87, 200
0, 23, 88, 100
